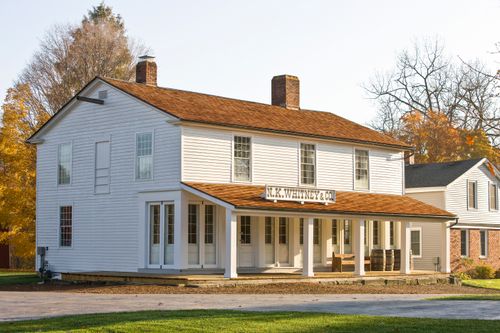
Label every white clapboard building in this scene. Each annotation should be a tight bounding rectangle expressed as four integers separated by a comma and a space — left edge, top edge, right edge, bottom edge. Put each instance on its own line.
28, 57, 456, 278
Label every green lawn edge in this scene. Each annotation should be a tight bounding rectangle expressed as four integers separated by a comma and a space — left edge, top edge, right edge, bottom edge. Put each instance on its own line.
427, 294, 500, 301
0, 310, 499, 333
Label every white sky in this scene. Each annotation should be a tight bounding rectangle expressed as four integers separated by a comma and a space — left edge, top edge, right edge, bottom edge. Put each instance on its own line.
1, 0, 499, 125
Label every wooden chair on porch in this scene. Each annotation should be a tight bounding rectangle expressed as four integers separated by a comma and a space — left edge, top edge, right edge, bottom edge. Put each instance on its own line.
331, 252, 371, 272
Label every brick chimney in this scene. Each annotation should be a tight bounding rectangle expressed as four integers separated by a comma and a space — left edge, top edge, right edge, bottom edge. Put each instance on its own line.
271, 75, 300, 110
136, 55, 157, 85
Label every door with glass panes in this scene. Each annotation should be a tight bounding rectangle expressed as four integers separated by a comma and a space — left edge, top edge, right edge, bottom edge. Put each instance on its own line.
187, 203, 217, 267
147, 202, 175, 268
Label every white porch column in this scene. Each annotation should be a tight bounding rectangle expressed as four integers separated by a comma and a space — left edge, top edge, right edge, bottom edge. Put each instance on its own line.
353, 219, 366, 276
303, 217, 314, 277
173, 192, 188, 269
225, 209, 237, 278
381, 221, 391, 249
440, 222, 451, 273
400, 221, 411, 274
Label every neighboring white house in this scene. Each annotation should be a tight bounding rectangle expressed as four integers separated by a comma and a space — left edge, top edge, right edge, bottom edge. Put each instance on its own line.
28, 57, 455, 278
406, 158, 500, 271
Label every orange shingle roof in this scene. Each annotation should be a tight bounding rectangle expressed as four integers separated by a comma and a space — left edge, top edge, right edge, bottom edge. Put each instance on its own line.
183, 182, 455, 220
101, 77, 412, 150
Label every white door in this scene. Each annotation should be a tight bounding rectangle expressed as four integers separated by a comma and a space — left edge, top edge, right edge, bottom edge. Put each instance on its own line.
238, 216, 254, 267
204, 205, 217, 266
147, 202, 175, 268
264, 217, 275, 265
188, 204, 199, 265
332, 219, 340, 255
313, 219, 321, 263
278, 217, 289, 265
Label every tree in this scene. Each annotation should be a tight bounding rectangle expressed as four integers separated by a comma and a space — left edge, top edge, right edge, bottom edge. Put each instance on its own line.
0, 85, 48, 266
0, 3, 149, 267
365, 38, 500, 165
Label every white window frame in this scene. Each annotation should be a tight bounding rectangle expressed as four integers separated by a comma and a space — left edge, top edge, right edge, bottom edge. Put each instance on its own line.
480, 230, 488, 258
135, 132, 154, 181
232, 135, 252, 183
57, 142, 72, 186
409, 227, 422, 258
467, 180, 478, 210
58, 205, 73, 248
94, 137, 111, 194
460, 229, 469, 258
299, 142, 317, 186
353, 148, 370, 191
489, 182, 498, 211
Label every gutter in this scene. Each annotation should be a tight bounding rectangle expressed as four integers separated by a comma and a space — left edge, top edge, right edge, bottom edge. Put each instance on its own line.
448, 217, 459, 228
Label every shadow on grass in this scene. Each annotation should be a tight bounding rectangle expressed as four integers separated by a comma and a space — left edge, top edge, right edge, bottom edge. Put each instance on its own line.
0, 272, 40, 286
1, 310, 500, 333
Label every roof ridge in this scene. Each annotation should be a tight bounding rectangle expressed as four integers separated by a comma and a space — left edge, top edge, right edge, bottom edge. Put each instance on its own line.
407, 158, 484, 167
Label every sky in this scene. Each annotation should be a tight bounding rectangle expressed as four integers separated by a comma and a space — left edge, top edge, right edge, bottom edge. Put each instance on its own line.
1, 0, 499, 125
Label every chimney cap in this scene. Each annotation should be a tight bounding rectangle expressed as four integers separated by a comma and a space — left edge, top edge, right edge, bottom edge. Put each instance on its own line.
138, 55, 155, 61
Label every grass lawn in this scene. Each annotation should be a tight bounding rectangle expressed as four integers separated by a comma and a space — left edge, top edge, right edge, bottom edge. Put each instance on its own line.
0, 270, 40, 285
462, 279, 500, 290
0, 310, 499, 333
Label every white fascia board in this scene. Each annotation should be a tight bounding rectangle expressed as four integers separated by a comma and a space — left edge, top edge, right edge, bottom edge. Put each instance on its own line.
405, 187, 447, 193
452, 223, 500, 230
180, 183, 235, 210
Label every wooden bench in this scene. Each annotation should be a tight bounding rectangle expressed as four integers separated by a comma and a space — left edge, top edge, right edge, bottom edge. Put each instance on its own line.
332, 253, 371, 272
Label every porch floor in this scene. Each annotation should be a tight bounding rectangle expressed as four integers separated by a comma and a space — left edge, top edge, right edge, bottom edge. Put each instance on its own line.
61, 270, 451, 287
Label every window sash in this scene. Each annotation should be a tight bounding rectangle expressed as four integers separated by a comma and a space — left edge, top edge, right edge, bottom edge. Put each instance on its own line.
354, 149, 369, 189
59, 206, 72, 247
480, 230, 488, 257
389, 222, 395, 246
344, 220, 351, 245
410, 229, 421, 256
490, 184, 498, 210
300, 143, 316, 185
58, 143, 72, 185
468, 181, 477, 209
204, 205, 215, 244
165, 204, 175, 245
234, 136, 251, 181
136, 133, 153, 180
372, 221, 379, 246
265, 217, 274, 244
460, 229, 468, 257
313, 219, 320, 245
278, 218, 288, 244
332, 219, 338, 245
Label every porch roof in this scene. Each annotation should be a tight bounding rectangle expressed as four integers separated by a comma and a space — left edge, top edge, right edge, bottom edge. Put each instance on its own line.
182, 182, 456, 220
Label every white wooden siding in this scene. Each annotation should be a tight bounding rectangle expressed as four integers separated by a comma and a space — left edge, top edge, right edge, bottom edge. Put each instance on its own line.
182, 125, 404, 194
407, 192, 446, 210
446, 164, 500, 226
36, 82, 181, 272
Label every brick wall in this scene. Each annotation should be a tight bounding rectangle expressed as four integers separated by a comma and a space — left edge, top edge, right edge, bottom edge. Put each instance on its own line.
451, 228, 500, 271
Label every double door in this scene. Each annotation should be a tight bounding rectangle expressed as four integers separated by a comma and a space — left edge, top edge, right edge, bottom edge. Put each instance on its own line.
187, 203, 217, 267
264, 217, 290, 267
147, 202, 175, 268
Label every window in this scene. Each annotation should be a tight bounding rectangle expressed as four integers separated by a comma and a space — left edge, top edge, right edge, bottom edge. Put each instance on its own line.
240, 216, 251, 244
165, 204, 174, 245
188, 204, 198, 244
332, 219, 338, 245
489, 183, 498, 211
204, 205, 215, 244
95, 141, 110, 194
344, 220, 351, 245
299, 219, 304, 245
480, 230, 488, 258
265, 217, 274, 244
354, 149, 369, 189
313, 219, 320, 245
300, 143, 316, 185
279, 217, 288, 244
58, 143, 72, 185
234, 136, 251, 181
136, 133, 153, 180
373, 221, 380, 246
59, 206, 72, 247
410, 228, 421, 257
467, 180, 478, 209
389, 222, 395, 246
460, 229, 469, 257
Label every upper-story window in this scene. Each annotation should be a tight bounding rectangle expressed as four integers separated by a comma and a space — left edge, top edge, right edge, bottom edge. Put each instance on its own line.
489, 183, 498, 211
59, 206, 72, 247
233, 136, 251, 181
58, 143, 72, 185
354, 149, 369, 190
467, 180, 478, 209
136, 133, 153, 180
300, 143, 316, 185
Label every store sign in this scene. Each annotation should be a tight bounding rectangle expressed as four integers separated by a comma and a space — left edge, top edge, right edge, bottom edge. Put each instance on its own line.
264, 185, 336, 205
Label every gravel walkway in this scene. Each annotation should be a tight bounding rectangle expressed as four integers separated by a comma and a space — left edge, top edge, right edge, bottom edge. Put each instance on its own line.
1, 292, 499, 322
